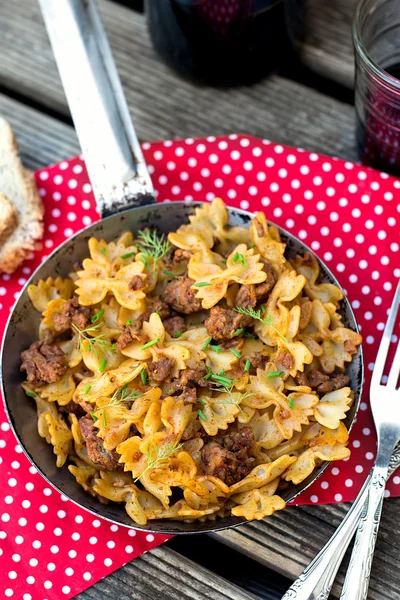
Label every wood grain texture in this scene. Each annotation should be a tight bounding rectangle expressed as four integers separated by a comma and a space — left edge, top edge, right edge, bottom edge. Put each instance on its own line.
75, 546, 259, 600
0, 0, 357, 160
302, 0, 356, 88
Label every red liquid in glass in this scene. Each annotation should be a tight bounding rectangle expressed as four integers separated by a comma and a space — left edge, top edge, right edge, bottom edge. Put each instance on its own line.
357, 62, 400, 176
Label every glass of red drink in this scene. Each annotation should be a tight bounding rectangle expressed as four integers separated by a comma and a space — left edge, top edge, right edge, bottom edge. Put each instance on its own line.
353, 0, 400, 175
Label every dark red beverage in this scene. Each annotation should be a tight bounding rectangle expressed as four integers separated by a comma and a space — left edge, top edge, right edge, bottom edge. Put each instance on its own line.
356, 62, 400, 176
146, 0, 304, 85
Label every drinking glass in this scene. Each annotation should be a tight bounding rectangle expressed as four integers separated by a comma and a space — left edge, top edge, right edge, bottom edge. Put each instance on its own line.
353, 0, 400, 175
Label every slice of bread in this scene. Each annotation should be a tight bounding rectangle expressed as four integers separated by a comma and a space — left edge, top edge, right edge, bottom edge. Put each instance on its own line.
0, 192, 18, 245
0, 119, 44, 274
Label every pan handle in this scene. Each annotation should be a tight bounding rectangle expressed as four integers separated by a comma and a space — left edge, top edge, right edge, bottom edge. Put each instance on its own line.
38, 0, 155, 217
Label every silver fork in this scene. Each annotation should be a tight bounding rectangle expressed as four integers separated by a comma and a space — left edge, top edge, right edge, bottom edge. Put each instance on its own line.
281, 280, 400, 600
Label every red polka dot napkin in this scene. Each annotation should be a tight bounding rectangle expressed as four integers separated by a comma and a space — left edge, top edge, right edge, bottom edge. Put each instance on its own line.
1, 135, 399, 600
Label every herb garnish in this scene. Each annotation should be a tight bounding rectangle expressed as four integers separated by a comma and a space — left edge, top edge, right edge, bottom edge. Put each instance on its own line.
84, 384, 91, 394
233, 328, 243, 337
210, 382, 252, 418
194, 282, 211, 287
140, 369, 147, 386
163, 270, 178, 279
25, 390, 36, 398
244, 359, 251, 373
266, 371, 285, 378
288, 397, 295, 410
198, 409, 207, 420
201, 337, 212, 351
210, 344, 223, 353
91, 309, 105, 323
234, 306, 288, 343
244, 332, 256, 339
230, 348, 241, 359
72, 322, 115, 356
100, 247, 107, 255
121, 251, 136, 259
126, 320, 132, 326
233, 252, 246, 267
137, 229, 170, 273
141, 338, 160, 351
174, 331, 183, 338
134, 440, 183, 482
99, 359, 107, 373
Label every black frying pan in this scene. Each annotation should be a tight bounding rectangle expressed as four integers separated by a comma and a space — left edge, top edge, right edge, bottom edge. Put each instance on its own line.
0, 0, 363, 534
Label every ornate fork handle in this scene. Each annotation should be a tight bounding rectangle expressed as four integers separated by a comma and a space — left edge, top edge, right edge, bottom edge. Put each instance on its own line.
281, 447, 400, 600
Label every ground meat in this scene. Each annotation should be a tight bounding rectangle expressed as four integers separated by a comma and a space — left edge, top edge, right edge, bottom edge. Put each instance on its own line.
164, 316, 186, 337
173, 249, 192, 264
235, 285, 257, 309
79, 417, 122, 471
175, 387, 197, 404
204, 306, 251, 340
148, 356, 175, 383
275, 352, 294, 371
21, 341, 68, 386
296, 370, 350, 395
162, 276, 202, 314
254, 259, 276, 302
249, 353, 269, 370
59, 400, 85, 416
344, 339, 357, 354
200, 428, 255, 486
52, 296, 92, 333
151, 299, 173, 320
129, 275, 144, 291
117, 321, 143, 352
179, 361, 209, 387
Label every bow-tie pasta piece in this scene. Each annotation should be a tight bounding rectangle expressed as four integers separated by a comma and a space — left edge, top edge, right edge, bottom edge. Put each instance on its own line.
58, 338, 82, 368
320, 328, 362, 373
161, 395, 192, 439
80, 336, 122, 374
75, 359, 145, 403
250, 212, 287, 275
314, 387, 353, 429
282, 442, 350, 485
87, 236, 139, 274
231, 488, 285, 520
68, 458, 102, 500
152, 500, 221, 520
255, 270, 306, 346
245, 371, 289, 410
121, 312, 166, 360
228, 455, 296, 495
28, 276, 75, 313
32, 395, 72, 467
249, 411, 285, 450
292, 252, 343, 307
37, 369, 76, 405
189, 244, 267, 309
266, 431, 305, 461
76, 259, 146, 309
302, 421, 349, 448
274, 392, 319, 439
199, 392, 241, 436
93, 471, 150, 525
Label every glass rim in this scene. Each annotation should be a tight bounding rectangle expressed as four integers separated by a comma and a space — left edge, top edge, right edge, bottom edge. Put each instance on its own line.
353, 0, 400, 91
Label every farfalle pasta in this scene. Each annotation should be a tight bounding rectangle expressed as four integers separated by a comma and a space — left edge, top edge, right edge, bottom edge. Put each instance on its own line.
20, 198, 362, 524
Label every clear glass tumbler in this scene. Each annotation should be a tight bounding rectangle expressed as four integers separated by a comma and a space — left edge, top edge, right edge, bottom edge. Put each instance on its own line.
353, 0, 400, 175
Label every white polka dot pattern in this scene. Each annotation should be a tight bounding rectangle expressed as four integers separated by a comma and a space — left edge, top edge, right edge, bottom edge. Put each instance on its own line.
0, 136, 399, 599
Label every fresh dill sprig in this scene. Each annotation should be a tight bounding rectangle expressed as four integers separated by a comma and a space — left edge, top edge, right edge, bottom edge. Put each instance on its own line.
72, 322, 115, 356
210, 382, 252, 418
134, 440, 183, 482
95, 385, 142, 426
234, 306, 288, 343
137, 229, 170, 273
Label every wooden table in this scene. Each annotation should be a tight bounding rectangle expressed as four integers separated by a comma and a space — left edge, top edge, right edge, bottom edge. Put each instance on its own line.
1, 1, 399, 598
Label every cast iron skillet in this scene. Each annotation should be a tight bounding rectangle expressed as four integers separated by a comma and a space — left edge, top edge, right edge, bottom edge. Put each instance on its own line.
1, 0, 363, 534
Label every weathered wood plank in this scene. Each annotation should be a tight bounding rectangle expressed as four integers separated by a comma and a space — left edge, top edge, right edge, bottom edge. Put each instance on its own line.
76, 546, 258, 600
213, 498, 400, 600
303, 0, 356, 88
0, 0, 357, 160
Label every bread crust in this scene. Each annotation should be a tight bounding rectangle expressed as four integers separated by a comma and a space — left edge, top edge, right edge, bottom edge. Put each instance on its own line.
0, 119, 44, 274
